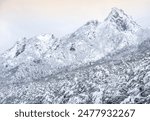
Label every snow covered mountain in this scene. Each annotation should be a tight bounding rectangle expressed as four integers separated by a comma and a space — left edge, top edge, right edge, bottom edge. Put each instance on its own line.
0, 8, 150, 104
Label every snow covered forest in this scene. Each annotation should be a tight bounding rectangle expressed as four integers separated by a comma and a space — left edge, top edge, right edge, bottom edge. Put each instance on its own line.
0, 8, 150, 104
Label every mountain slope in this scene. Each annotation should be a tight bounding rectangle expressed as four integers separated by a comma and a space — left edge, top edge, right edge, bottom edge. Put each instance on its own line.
0, 8, 142, 82
1, 38, 150, 104
0, 8, 149, 104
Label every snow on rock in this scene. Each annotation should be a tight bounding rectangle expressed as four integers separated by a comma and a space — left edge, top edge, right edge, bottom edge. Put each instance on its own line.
0, 8, 150, 104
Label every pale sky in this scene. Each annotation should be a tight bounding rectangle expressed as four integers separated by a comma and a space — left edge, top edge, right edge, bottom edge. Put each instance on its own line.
0, 0, 150, 53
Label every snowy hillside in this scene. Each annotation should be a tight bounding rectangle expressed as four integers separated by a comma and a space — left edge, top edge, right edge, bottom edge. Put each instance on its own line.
0, 8, 150, 104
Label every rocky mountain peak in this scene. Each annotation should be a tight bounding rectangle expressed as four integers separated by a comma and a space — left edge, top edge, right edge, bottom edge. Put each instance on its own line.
85, 20, 99, 26
105, 8, 140, 31
36, 33, 55, 41
106, 8, 129, 22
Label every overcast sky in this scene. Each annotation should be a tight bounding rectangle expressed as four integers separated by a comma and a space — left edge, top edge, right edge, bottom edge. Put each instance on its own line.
0, 0, 150, 53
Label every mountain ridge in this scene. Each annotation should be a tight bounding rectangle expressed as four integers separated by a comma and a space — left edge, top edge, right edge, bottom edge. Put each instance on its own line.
0, 7, 143, 82
0, 8, 150, 104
